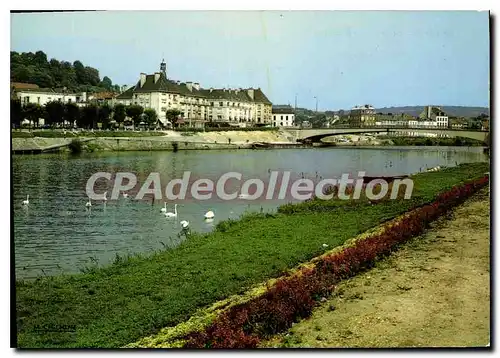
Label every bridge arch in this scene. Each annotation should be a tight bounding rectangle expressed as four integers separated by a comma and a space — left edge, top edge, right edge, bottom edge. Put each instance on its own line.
285, 127, 489, 145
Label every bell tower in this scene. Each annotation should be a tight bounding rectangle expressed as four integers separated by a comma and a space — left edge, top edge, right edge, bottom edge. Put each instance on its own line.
160, 58, 167, 78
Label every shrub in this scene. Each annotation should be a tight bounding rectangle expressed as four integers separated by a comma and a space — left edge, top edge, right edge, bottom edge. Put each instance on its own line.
68, 138, 83, 154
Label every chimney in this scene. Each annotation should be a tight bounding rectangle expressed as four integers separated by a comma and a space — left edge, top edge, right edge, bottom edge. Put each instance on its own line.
427, 106, 432, 119
247, 88, 254, 100
154, 72, 161, 83
193, 83, 200, 90
140, 73, 147, 87
186, 82, 193, 91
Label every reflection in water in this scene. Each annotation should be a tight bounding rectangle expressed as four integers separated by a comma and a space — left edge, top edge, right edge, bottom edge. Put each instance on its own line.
13, 147, 488, 279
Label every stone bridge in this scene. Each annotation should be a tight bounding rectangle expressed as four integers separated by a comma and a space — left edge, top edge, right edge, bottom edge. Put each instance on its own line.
283, 127, 489, 144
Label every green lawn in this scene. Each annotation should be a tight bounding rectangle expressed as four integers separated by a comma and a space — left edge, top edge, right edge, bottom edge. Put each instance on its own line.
15, 162, 489, 348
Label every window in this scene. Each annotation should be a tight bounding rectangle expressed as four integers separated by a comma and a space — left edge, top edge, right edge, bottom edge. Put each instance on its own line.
218, 115, 222, 120
285, 115, 288, 121
273, 115, 276, 120
219, 102, 223, 106
211, 102, 214, 107
68, 98, 72, 103
134, 94, 138, 99
24, 96, 30, 104
161, 107, 167, 112
280, 122, 283, 126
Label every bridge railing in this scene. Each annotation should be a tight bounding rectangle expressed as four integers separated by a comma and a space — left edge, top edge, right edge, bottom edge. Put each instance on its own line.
299, 125, 488, 132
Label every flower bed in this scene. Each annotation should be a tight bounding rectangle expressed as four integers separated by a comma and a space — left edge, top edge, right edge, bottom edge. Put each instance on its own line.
184, 175, 489, 348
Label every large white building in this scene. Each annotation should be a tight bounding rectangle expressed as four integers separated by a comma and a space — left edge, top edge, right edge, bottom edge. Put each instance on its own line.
419, 106, 449, 127
11, 82, 88, 107
116, 60, 273, 127
272, 105, 295, 127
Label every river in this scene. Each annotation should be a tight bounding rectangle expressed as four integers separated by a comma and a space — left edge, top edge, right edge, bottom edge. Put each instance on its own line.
13, 146, 488, 279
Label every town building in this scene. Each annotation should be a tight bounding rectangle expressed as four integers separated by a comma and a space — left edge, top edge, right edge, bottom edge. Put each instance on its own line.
88, 92, 118, 106
272, 105, 295, 127
11, 82, 88, 106
419, 106, 449, 127
448, 117, 468, 129
349, 105, 376, 127
374, 113, 414, 126
116, 60, 272, 127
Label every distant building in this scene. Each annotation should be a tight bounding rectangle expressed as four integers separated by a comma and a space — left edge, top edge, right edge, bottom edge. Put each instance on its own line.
301, 120, 312, 128
272, 105, 295, 127
449, 117, 468, 129
481, 117, 489, 131
88, 91, 118, 106
350, 105, 376, 127
419, 106, 449, 127
374, 113, 415, 126
116, 59, 272, 127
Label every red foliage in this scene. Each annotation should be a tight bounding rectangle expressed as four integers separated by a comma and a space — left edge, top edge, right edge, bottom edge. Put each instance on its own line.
184, 176, 489, 348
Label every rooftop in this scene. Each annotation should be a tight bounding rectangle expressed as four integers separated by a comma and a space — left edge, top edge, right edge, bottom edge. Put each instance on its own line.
119, 72, 272, 104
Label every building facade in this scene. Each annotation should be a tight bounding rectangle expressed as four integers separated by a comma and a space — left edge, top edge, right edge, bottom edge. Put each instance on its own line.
350, 105, 376, 127
419, 106, 449, 127
11, 82, 88, 107
272, 105, 295, 127
116, 60, 272, 127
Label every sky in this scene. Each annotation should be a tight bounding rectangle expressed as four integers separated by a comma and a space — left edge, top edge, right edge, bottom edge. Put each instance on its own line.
10, 10, 490, 110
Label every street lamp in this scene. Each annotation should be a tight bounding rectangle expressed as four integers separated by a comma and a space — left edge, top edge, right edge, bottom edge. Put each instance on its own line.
314, 96, 318, 113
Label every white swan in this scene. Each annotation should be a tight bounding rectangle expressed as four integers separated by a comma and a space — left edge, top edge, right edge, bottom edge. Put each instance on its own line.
102, 191, 108, 202
204, 210, 215, 219
180, 220, 189, 228
160, 202, 167, 213
22, 195, 29, 205
85, 197, 92, 208
165, 204, 177, 218
122, 192, 129, 198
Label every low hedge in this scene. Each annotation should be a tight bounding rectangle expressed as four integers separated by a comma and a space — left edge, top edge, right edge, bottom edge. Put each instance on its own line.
184, 175, 489, 348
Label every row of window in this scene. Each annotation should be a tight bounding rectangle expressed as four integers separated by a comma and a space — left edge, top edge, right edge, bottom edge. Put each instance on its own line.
273, 115, 292, 120
22, 96, 73, 104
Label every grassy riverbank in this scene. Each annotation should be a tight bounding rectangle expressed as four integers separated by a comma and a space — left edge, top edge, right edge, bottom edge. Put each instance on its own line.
262, 188, 490, 347
15, 162, 488, 348
383, 136, 484, 146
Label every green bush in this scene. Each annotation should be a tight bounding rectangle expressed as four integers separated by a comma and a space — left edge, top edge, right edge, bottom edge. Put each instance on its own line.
11, 131, 34, 138
68, 138, 83, 154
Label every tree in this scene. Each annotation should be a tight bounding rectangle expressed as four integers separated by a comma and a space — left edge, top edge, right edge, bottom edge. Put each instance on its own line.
165, 109, 182, 127
126, 105, 144, 126
100, 76, 112, 90
11, 52, 115, 92
80, 105, 99, 129
45, 101, 65, 127
64, 102, 80, 128
23, 103, 44, 128
33, 50, 48, 66
98, 104, 112, 129
11, 99, 22, 128
144, 108, 158, 128
113, 104, 126, 126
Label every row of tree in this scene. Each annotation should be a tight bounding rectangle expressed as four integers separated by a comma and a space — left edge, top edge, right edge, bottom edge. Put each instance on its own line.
10, 100, 168, 129
11, 51, 120, 93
